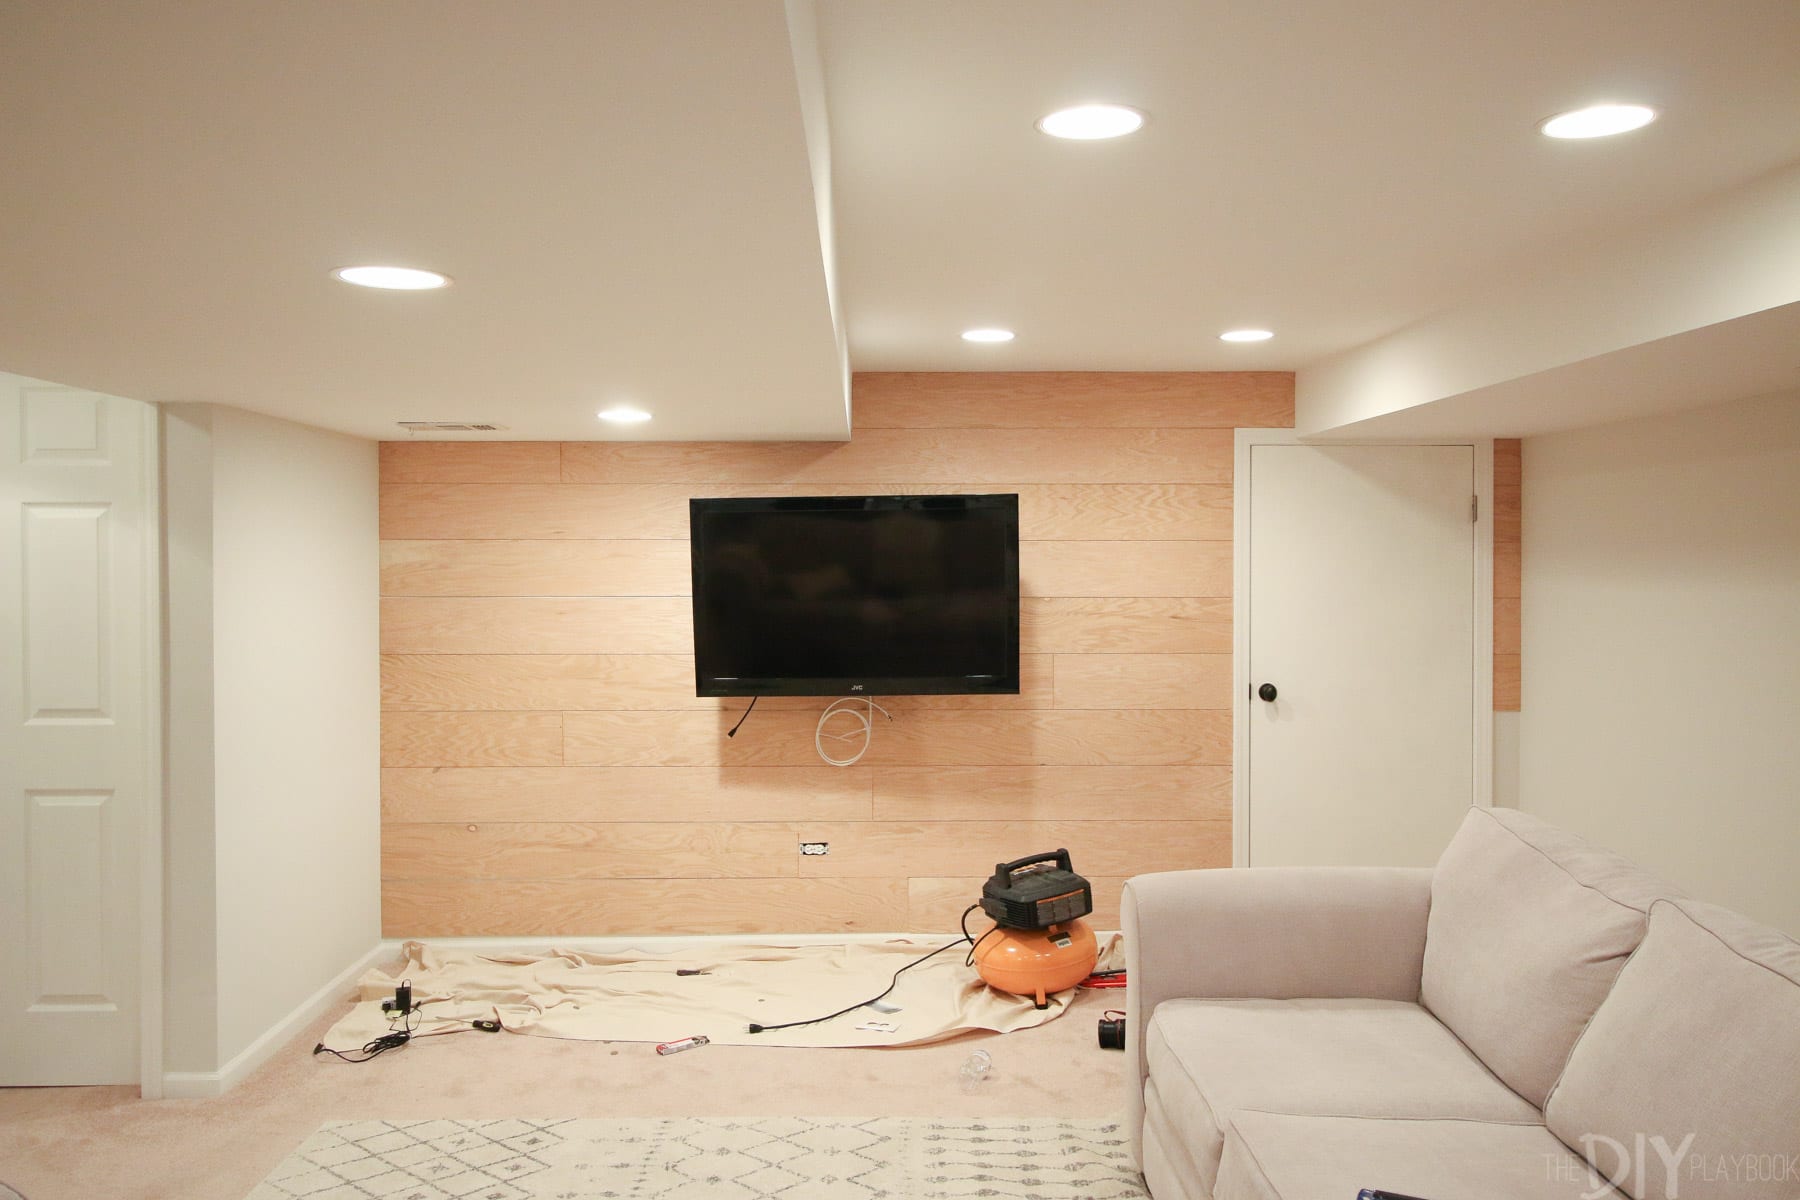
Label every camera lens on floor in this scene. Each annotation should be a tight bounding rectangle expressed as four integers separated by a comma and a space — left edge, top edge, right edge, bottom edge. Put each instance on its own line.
1097, 1015, 1125, 1050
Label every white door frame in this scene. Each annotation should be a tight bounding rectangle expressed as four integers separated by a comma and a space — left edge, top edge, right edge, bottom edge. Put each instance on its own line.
1231, 429, 1494, 867
137, 402, 164, 1098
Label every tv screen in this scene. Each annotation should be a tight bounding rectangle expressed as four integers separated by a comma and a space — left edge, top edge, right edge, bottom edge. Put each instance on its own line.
689, 494, 1020, 697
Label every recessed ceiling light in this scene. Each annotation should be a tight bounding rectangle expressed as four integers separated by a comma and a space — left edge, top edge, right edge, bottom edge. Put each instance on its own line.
1220, 329, 1274, 343
597, 405, 652, 424
332, 265, 451, 290
1539, 103, 1657, 140
961, 328, 1016, 343
1035, 104, 1146, 141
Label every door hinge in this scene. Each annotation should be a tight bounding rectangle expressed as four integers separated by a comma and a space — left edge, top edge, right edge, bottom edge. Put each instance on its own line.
1471, 494, 1479, 523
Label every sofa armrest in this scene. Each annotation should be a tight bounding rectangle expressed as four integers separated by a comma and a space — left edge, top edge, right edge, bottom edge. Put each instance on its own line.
1120, 866, 1433, 1169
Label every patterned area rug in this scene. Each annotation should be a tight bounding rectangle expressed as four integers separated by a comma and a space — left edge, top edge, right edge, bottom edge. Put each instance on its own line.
246, 1116, 1147, 1199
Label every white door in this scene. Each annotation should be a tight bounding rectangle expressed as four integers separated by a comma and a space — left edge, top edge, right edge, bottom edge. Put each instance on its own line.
0, 376, 154, 1084
1244, 443, 1478, 867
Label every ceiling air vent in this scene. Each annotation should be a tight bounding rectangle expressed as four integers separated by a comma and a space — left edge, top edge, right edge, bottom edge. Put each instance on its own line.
396, 421, 506, 432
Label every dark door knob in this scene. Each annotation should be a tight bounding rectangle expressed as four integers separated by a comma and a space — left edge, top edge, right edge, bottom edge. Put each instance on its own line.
1257, 683, 1278, 702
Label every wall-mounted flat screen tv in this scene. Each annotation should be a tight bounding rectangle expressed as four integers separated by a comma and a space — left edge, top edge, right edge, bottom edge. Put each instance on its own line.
689, 494, 1020, 697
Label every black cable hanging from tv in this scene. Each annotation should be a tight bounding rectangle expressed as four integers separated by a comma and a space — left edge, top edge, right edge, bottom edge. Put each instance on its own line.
725, 694, 758, 738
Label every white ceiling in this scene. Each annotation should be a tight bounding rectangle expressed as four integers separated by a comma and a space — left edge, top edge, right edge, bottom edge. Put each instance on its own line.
2, 1, 1798, 441
0, 1, 846, 441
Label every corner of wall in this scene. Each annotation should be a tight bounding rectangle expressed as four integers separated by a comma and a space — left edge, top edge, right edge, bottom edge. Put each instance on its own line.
161, 939, 387, 1098
158, 403, 384, 1085
159, 403, 221, 1074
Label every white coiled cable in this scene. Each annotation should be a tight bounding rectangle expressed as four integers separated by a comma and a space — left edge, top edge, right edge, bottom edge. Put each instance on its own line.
815, 696, 893, 766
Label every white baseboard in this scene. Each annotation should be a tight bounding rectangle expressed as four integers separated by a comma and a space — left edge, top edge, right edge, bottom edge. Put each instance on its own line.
381, 931, 977, 955
161, 940, 388, 1099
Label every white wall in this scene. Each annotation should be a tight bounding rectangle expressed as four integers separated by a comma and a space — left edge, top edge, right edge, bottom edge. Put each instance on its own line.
208, 407, 381, 1061
162, 405, 381, 1083
1491, 711, 1520, 809
1518, 389, 1800, 935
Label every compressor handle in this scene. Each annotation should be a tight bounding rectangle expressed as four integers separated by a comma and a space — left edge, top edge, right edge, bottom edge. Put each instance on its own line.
993, 848, 1073, 881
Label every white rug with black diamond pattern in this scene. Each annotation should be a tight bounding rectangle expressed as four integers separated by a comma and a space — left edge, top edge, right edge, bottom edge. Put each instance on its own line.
245, 1116, 1147, 1200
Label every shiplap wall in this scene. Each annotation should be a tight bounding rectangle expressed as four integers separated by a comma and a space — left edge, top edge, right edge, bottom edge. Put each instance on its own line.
1494, 438, 1521, 711
379, 372, 1293, 937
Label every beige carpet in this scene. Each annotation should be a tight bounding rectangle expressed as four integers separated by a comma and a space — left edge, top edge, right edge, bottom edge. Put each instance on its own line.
0, 967, 1127, 1200
327, 937, 1122, 1050
247, 1116, 1147, 1199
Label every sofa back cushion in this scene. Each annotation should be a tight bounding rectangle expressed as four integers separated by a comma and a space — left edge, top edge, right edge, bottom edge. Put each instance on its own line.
1420, 807, 1674, 1108
1544, 899, 1800, 1200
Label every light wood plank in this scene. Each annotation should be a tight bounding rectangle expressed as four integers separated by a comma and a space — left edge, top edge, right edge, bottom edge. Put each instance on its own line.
382, 711, 563, 767
381, 540, 692, 597
381, 766, 874, 823
1493, 482, 1522, 534
560, 441, 850, 484
1494, 653, 1522, 712
1494, 597, 1521, 656
381, 878, 908, 937
381, 483, 693, 540
382, 822, 798, 881
380, 596, 694, 653
1022, 540, 1230, 598
1493, 538, 1521, 603
381, 653, 1052, 710
380, 441, 561, 483
1023, 597, 1232, 654
1494, 480, 1521, 601
852, 372, 1294, 429
793, 820, 1230, 878
384, 653, 697, 710
381, 480, 1232, 542
1490, 446, 1519, 712
1016, 484, 1231, 542
907, 876, 1130, 932
559, 428, 1234, 485
872, 765, 1231, 822
1493, 439, 1522, 486
1493, 440, 1522, 710
381, 481, 899, 542
1052, 653, 1234, 710
563, 709, 1230, 767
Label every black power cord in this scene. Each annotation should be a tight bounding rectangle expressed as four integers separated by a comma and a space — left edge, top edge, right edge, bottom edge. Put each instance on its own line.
313, 1005, 420, 1063
747, 904, 982, 1035
960, 900, 1009, 967
726, 695, 758, 737
313, 984, 502, 1063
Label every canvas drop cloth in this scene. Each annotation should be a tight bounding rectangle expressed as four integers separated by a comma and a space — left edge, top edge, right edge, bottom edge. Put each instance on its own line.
325, 936, 1122, 1050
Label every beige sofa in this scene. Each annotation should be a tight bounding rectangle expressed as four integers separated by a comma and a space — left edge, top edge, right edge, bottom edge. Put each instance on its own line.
1121, 807, 1800, 1200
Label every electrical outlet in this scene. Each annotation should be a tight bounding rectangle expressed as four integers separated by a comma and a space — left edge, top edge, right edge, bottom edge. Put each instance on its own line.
799, 842, 830, 856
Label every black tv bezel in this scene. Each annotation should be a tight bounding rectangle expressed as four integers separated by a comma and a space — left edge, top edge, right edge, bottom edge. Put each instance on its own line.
688, 493, 1021, 698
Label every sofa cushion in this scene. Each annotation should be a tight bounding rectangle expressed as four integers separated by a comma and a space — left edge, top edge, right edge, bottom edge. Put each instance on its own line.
1146, 997, 1541, 1196
1421, 807, 1677, 1108
1544, 899, 1800, 1200
1140, 1079, 1206, 1200
1215, 1111, 1624, 1200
